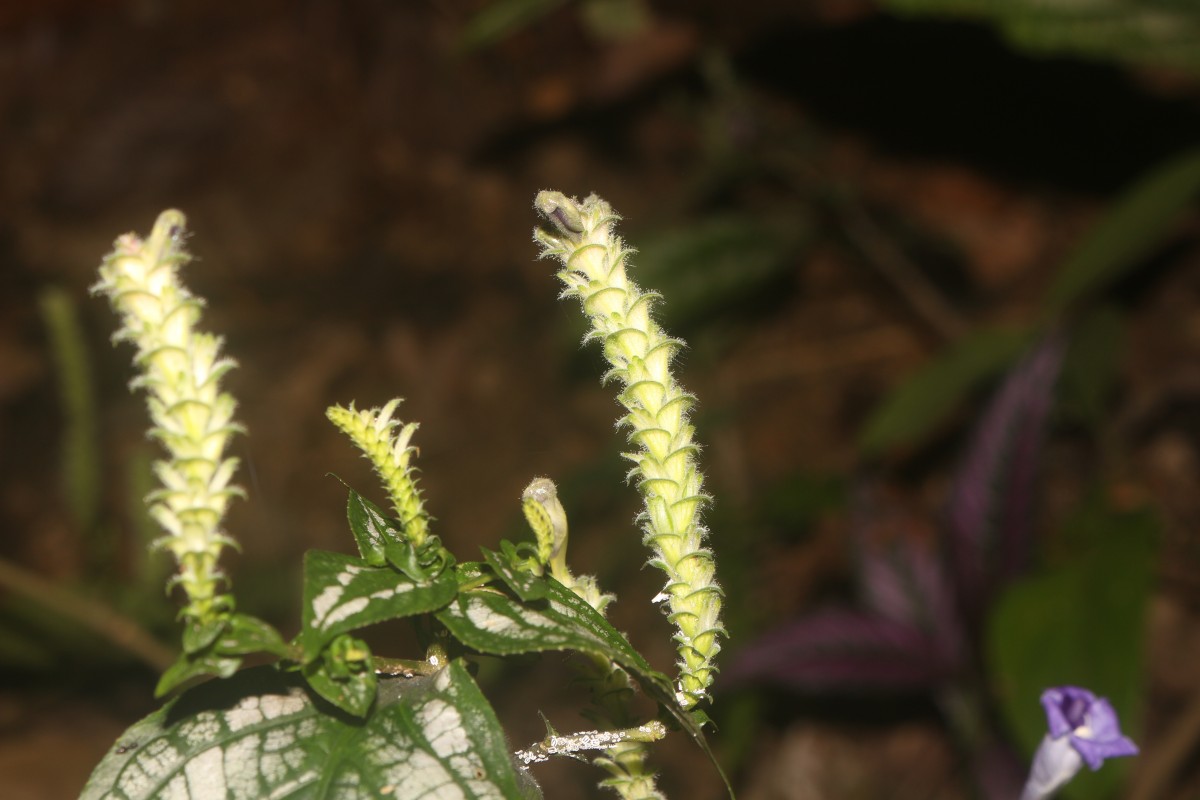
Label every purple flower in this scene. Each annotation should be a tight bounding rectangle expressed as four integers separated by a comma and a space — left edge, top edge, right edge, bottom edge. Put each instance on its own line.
1020, 686, 1138, 800
1042, 687, 1139, 769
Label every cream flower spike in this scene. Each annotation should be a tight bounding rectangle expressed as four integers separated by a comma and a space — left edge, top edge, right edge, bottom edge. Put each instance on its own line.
327, 399, 430, 547
92, 210, 244, 626
533, 191, 724, 711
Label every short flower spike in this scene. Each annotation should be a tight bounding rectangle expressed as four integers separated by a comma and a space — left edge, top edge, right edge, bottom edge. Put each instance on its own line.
1020, 686, 1138, 800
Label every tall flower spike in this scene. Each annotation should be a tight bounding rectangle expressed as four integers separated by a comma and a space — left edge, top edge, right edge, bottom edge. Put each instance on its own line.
533, 191, 723, 710
92, 210, 244, 626
327, 400, 430, 547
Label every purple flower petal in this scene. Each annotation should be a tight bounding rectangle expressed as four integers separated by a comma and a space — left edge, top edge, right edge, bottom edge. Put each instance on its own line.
1083, 697, 1128, 741
1070, 697, 1139, 771
1040, 686, 1096, 738
1070, 730, 1139, 772
1040, 686, 1138, 772
1023, 686, 1138, 799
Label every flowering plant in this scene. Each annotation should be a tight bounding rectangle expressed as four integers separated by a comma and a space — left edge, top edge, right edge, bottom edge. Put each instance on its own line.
81, 195, 727, 799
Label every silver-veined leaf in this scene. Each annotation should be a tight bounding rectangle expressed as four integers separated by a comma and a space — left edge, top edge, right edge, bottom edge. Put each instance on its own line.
297, 549, 457, 656
82, 660, 541, 799
437, 572, 722, 781
438, 573, 667, 690
345, 488, 395, 567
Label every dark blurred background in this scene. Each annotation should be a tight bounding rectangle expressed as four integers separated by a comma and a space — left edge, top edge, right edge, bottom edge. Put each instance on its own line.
3, 1, 1200, 798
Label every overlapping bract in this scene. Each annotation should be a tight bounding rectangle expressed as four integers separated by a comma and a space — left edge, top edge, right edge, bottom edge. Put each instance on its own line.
92, 210, 244, 625
533, 191, 723, 712
327, 400, 430, 548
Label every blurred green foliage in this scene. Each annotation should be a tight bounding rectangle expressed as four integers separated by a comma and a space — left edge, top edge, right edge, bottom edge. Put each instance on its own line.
39, 288, 100, 541
859, 326, 1033, 454
458, 0, 650, 51
634, 215, 811, 338
988, 496, 1156, 799
883, 0, 1200, 76
1045, 148, 1200, 315
757, 472, 847, 535
1055, 305, 1124, 429
459, 0, 565, 51
860, 146, 1200, 455
854, 143, 1198, 797
0, 290, 177, 673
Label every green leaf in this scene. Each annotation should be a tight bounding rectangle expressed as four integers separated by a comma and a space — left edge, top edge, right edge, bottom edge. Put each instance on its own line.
881, 0, 1200, 75
481, 543, 548, 601
1057, 306, 1124, 428
987, 502, 1155, 799
156, 614, 290, 697
83, 660, 542, 799
40, 287, 102, 538
181, 616, 228, 655
439, 573, 733, 795
218, 612, 291, 657
302, 634, 377, 718
345, 487, 455, 579
383, 533, 455, 582
1047, 148, 1200, 313
298, 549, 457, 656
438, 572, 661, 677
579, 0, 651, 41
457, 0, 569, 52
438, 573, 704, 742
346, 488, 395, 567
156, 650, 241, 697
858, 326, 1032, 453
302, 662, 376, 719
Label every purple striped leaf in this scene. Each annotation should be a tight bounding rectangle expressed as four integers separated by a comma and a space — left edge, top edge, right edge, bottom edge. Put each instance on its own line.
723, 608, 957, 692
851, 489, 967, 670
946, 333, 1067, 624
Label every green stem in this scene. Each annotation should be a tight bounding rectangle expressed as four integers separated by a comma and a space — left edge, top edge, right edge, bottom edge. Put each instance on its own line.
372, 656, 442, 678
